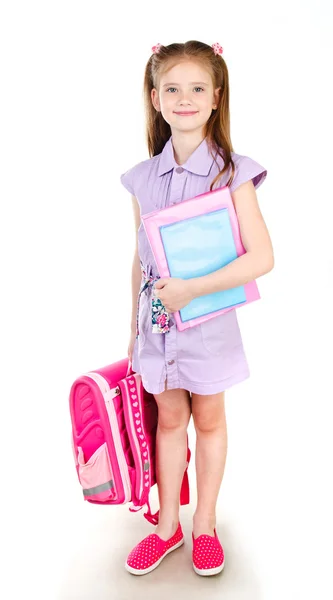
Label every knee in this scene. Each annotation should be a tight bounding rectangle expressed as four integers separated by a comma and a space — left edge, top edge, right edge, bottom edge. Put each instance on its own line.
155, 389, 191, 431
193, 412, 222, 433
192, 394, 226, 434
158, 406, 191, 431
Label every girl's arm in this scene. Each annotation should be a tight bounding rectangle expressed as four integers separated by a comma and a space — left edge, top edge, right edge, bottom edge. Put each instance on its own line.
188, 180, 274, 298
130, 195, 143, 333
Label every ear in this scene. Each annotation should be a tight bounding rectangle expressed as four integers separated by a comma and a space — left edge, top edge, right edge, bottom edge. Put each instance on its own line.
212, 86, 221, 109
151, 88, 160, 112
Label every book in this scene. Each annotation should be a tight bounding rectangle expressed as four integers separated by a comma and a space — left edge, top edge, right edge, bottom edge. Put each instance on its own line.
141, 186, 260, 332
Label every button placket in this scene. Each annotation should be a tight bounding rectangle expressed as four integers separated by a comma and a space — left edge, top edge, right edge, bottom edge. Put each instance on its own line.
169, 166, 186, 205
163, 168, 185, 388
165, 327, 178, 385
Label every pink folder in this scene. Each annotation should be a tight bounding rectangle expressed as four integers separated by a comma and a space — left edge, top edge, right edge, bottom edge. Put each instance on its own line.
141, 186, 260, 332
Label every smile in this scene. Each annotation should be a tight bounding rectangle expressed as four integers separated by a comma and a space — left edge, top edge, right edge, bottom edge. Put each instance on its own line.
174, 111, 198, 116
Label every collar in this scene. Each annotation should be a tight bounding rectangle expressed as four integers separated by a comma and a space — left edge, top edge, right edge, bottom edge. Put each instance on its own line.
157, 135, 216, 177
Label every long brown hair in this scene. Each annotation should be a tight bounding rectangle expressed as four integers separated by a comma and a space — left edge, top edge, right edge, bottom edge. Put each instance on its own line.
143, 40, 235, 191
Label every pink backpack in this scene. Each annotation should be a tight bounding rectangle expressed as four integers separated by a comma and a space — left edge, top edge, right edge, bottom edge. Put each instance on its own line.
69, 357, 191, 524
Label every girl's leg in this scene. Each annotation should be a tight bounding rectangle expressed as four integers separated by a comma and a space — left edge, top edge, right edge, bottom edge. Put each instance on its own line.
153, 383, 192, 540
191, 391, 227, 538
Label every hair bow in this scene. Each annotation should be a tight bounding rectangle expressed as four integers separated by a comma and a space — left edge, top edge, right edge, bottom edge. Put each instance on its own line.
152, 43, 162, 54
212, 42, 223, 55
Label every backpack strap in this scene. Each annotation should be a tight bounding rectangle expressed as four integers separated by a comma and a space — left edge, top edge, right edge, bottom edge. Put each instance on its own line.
119, 374, 148, 509
180, 442, 191, 506
141, 437, 191, 525
121, 362, 191, 524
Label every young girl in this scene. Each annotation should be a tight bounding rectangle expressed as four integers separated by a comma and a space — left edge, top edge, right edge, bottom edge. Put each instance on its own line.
120, 40, 274, 577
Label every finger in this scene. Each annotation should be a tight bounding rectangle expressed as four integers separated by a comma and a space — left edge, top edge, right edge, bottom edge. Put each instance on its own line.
155, 278, 168, 288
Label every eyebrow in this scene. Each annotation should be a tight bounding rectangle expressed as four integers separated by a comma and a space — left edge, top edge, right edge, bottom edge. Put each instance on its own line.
162, 81, 209, 87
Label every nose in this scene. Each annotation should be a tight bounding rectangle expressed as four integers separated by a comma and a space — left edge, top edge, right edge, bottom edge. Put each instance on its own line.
178, 91, 191, 105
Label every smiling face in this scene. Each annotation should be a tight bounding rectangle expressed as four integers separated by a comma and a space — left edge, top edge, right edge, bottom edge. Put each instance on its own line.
151, 59, 221, 136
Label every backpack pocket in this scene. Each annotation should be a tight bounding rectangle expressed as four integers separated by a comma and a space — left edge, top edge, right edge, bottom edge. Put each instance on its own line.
77, 442, 116, 502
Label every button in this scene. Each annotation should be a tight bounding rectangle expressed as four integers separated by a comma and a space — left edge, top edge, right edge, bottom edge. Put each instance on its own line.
167, 360, 175, 365
175, 166, 184, 174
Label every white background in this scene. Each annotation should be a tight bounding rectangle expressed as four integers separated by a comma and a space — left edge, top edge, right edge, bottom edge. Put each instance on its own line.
1, 1, 333, 598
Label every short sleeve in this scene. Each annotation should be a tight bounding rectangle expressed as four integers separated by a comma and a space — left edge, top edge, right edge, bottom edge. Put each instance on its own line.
120, 167, 135, 195
230, 155, 267, 193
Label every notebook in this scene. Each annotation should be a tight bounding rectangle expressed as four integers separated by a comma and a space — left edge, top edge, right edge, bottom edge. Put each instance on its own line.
141, 186, 260, 331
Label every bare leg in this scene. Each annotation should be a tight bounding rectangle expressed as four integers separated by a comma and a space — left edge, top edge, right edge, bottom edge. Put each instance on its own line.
191, 391, 227, 538
153, 382, 191, 540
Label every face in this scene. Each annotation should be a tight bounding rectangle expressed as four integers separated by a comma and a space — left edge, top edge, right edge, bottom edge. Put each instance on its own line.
151, 60, 220, 135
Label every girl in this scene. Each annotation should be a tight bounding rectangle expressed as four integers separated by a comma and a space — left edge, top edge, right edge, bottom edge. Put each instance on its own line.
120, 40, 274, 577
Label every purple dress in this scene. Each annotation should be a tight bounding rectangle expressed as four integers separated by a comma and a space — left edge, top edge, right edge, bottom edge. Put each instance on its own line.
121, 136, 267, 395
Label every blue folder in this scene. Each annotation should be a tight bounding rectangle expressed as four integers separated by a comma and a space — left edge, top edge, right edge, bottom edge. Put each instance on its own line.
159, 208, 246, 322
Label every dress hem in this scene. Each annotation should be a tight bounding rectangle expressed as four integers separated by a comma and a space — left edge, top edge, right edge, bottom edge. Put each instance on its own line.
137, 369, 250, 396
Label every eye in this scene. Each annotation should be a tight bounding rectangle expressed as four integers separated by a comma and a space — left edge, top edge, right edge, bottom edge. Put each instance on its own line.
194, 87, 204, 92
166, 87, 177, 93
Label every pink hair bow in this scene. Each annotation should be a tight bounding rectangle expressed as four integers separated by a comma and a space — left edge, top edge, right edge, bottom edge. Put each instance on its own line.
152, 43, 162, 54
212, 42, 223, 55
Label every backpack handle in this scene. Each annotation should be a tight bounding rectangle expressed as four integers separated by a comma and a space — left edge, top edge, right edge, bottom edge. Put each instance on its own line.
126, 359, 135, 378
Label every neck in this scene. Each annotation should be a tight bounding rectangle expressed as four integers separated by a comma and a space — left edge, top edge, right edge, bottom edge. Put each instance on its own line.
170, 129, 206, 165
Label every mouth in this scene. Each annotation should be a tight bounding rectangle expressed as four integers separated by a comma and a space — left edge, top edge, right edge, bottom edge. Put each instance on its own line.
174, 111, 198, 116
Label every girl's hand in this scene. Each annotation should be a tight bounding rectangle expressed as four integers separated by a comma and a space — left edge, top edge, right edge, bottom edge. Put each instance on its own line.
153, 277, 194, 312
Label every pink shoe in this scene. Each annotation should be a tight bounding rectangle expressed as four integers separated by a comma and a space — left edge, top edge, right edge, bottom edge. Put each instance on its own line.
125, 523, 184, 575
192, 528, 225, 576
